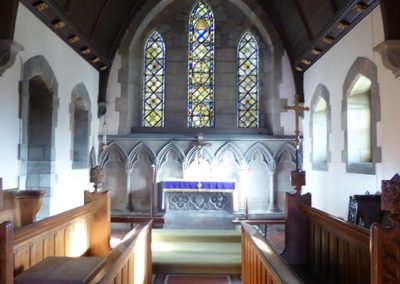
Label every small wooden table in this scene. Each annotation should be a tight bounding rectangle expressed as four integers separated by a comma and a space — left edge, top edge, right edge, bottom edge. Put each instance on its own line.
14, 256, 104, 284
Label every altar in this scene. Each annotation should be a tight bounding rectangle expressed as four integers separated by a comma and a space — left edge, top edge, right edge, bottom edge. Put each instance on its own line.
159, 179, 236, 229
160, 179, 235, 212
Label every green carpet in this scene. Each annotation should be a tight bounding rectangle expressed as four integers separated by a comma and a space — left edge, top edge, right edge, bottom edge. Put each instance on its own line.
152, 229, 242, 274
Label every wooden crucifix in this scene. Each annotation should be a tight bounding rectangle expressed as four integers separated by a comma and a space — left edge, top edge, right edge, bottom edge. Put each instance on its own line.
285, 94, 309, 192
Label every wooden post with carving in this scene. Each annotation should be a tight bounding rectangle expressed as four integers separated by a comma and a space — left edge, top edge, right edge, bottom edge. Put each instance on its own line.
371, 174, 400, 283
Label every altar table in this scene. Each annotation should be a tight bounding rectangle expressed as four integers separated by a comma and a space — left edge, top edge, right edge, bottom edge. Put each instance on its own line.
160, 180, 235, 212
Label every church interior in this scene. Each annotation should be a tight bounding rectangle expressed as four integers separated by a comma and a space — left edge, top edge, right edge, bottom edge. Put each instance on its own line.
1, 0, 400, 283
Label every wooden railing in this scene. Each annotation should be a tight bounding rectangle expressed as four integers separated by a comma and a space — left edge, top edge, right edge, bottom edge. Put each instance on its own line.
87, 220, 153, 284
241, 222, 303, 284
300, 204, 370, 284
12, 191, 110, 276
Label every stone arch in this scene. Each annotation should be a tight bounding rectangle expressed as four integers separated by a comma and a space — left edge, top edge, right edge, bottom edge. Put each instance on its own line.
116, 0, 285, 134
98, 142, 128, 211
20, 55, 59, 194
273, 142, 299, 165
244, 142, 275, 171
309, 84, 331, 171
244, 143, 275, 212
342, 57, 381, 174
127, 143, 156, 212
183, 145, 214, 172
70, 83, 92, 169
156, 142, 185, 180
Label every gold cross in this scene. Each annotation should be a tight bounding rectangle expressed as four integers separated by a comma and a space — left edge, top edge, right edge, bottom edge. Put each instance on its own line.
285, 94, 309, 137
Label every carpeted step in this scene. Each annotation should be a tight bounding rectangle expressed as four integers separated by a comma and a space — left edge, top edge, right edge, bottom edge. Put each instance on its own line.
152, 229, 241, 243
152, 229, 241, 274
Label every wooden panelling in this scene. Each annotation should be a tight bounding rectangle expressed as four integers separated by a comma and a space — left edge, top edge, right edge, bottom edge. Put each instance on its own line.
241, 222, 303, 284
0, 221, 13, 284
301, 204, 370, 284
12, 191, 110, 277
86, 221, 153, 284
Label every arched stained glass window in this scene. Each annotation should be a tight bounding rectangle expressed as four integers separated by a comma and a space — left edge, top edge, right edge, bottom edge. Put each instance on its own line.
143, 31, 165, 127
188, 0, 214, 128
237, 32, 259, 128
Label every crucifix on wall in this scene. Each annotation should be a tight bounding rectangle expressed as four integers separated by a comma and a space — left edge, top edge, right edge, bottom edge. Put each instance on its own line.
285, 94, 309, 192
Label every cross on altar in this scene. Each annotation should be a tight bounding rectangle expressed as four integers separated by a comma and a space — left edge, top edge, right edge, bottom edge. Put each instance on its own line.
285, 94, 309, 137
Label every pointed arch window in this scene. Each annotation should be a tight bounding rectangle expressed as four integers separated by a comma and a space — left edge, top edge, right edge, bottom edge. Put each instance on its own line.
237, 32, 259, 128
347, 75, 372, 164
188, 0, 215, 128
312, 97, 328, 165
143, 31, 165, 127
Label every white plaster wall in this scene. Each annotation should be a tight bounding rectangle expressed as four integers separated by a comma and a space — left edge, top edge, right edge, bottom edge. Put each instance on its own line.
104, 54, 121, 136
280, 52, 297, 136
0, 4, 99, 214
302, 5, 399, 219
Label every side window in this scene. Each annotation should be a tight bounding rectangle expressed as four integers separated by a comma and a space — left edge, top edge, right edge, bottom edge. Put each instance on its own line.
237, 32, 259, 128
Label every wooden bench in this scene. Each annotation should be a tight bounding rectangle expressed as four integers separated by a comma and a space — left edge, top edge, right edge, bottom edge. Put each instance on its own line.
242, 176, 400, 284
14, 221, 153, 284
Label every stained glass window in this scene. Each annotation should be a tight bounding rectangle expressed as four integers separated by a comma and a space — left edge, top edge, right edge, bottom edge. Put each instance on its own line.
188, 0, 214, 128
143, 31, 165, 127
237, 32, 259, 128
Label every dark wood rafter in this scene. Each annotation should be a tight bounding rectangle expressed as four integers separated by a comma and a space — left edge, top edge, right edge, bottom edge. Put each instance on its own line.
379, 0, 400, 40
89, 0, 111, 39
108, 0, 147, 59
0, 0, 19, 39
328, 0, 339, 11
292, 0, 314, 42
20, 0, 111, 67
63, 0, 72, 12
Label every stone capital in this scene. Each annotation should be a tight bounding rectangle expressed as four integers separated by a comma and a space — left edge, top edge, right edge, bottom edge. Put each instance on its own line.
0, 39, 23, 76
374, 40, 400, 77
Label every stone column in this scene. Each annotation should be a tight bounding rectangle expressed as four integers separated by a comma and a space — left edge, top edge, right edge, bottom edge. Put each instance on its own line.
238, 164, 248, 214
267, 170, 279, 212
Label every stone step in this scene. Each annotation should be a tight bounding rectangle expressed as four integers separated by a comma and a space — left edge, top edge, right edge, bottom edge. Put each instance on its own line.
152, 229, 241, 274
152, 228, 241, 243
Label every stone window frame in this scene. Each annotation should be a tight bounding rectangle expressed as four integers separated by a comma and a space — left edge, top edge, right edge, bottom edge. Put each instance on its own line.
70, 83, 92, 169
309, 84, 331, 171
19, 55, 59, 192
342, 57, 381, 174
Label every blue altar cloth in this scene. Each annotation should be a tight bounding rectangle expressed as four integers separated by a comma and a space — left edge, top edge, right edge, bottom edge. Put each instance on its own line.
161, 180, 235, 192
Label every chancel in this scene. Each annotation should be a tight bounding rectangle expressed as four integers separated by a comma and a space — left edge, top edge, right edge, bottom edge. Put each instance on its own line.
2, 0, 400, 283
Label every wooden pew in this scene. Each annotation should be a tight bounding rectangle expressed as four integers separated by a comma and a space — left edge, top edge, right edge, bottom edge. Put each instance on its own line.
241, 222, 303, 284
86, 220, 153, 284
14, 221, 153, 284
11, 191, 110, 277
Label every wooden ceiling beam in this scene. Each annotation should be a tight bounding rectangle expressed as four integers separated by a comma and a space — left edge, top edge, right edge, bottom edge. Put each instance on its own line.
89, 0, 111, 39
292, 0, 314, 42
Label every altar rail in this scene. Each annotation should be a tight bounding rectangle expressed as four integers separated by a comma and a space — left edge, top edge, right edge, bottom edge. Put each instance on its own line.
86, 221, 152, 284
241, 222, 303, 284
7, 191, 110, 281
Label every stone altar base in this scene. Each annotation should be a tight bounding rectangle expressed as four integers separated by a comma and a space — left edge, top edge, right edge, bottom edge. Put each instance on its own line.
164, 210, 236, 230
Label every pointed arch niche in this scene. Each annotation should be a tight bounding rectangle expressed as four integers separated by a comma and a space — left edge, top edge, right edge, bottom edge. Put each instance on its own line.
309, 84, 331, 171
70, 83, 91, 169
127, 143, 156, 213
20, 55, 59, 197
342, 57, 381, 174
99, 143, 128, 211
